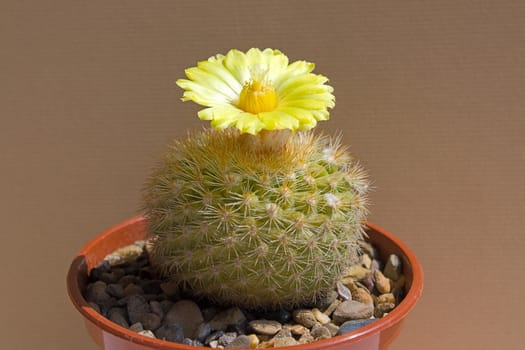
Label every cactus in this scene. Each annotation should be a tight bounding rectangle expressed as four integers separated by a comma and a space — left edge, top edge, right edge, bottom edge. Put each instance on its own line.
143, 128, 369, 309
142, 48, 370, 309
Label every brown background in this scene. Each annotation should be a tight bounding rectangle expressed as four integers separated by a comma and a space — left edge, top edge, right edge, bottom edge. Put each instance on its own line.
1, 1, 524, 349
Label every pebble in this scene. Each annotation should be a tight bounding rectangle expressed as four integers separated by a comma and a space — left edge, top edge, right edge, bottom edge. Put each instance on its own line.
373, 270, 391, 294
209, 307, 247, 331
226, 334, 251, 348
384, 254, 402, 280
310, 324, 332, 340
140, 312, 161, 330
108, 308, 129, 328
312, 308, 331, 324
157, 323, 185, 342
273, 336, 298, 347
332, 300, 374, 324
164, 300, 204, 338
292, 309, 318, 328
350, 285, 374, 306
336, 281, 352, 300
124, 283, 145, 296
337, 319, 377, 335
218, 332, 238, 347
248, 319, 282, 335
85, 281, 111, 304
138, 330, 156, 338
374, 303, 395, 318
107, 283, 126, 298
127, 295, 151, 324
195, 322, 212, 342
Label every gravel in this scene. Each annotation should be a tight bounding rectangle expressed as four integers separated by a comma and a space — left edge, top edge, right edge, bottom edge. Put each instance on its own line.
83, 240, 406, 347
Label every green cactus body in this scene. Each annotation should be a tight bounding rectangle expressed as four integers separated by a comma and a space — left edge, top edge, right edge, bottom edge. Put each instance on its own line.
144, 128, 369, 310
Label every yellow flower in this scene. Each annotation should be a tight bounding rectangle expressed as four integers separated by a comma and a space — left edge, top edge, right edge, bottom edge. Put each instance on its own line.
176, 48, 335, 135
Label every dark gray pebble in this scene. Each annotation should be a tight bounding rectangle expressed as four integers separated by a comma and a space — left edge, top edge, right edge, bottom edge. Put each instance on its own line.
108, 308, 129, 328
337, 319, 377, 335
195, 322, 212, 342
127, 295, 151, 324
141, 312, 162, 331
85, 281, 111, 304
156, 323, 185, 343
106, 283, 126, 298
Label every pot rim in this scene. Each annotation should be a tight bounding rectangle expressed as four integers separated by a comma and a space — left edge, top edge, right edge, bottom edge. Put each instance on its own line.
67, 215, 423, 350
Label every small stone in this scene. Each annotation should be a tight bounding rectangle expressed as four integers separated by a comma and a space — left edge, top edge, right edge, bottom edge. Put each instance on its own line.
324, 323, 340, 336
273, 328, 292, 339
317, 290, 338, 311
392, 274, 406, 290
292, 309, 317, 328
360, 273, 375, 291
108, 308, 129, 328
159, 300, 174, 314
209, 307, 247, 331
112, 244, 144, 264
273, 336, 298, 347
374, 303, 396, 318
149, 300, 164, 319
370, 259, 382, 272
124, 283, 145, 296
342, 265, 370, 280
351, 286, 374, 306
106, 283, 126, 298
360, 253, 372, 269
337, 319, 377, 335
312, 308, 331, 324
138, 330, 156, 338
195, 322, 212, 342
130, 322, 144, 332
287, 323, 308, 336
332, 300, 374, 324
298, 332, 314, 344
85, 281, 111, 304
310, 324, 332, 340
127, 295, 151, 324
227, 334, 251, 348
164, 299, 204, 338
358, 241, 377, 258
377, 293, 396, 305
373, 270, 391, 294
323, 299, 341, 317
384, 254, 402, 280
248, 319, 282, 335
118, 275, 139, 287
156, 323, 185, 343
336, 281, 352, 300
100, 270, 124, 284
248, 334, 260, 348
205, 330, 225, 345
218, 332, 238, 347
140, 312, 161, 330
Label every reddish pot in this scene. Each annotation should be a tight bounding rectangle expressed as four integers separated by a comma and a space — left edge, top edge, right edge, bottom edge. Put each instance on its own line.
67, 216, 423, 350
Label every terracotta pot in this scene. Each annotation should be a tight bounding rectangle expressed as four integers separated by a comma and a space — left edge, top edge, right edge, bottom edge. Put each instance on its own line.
67, 216, 423, 350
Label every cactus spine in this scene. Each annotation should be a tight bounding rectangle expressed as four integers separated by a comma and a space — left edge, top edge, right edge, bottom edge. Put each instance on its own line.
143, 128, 369, 309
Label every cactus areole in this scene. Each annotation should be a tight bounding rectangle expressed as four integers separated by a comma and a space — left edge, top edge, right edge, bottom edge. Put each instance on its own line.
143, 48, 370, 309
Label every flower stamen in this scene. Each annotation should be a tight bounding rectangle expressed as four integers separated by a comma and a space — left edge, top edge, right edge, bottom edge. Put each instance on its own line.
238, 79, 277, 114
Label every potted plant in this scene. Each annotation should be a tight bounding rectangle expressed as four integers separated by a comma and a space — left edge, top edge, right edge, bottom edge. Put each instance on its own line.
67, 48, 423, 350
